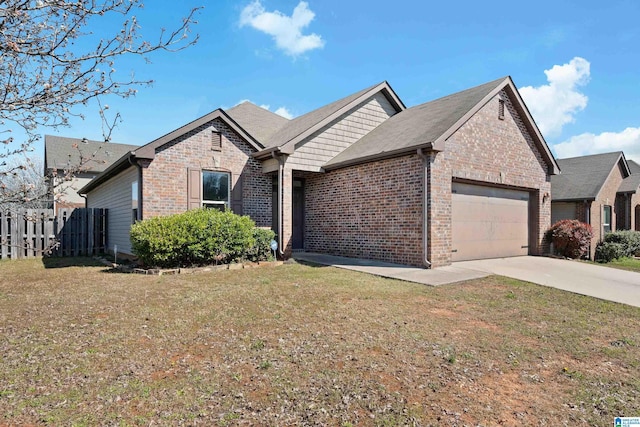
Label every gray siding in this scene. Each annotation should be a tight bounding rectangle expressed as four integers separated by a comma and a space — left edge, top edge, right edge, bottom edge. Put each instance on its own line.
287, 93, 397, 172
86, 166, 137, 255
551, 202, 578, 225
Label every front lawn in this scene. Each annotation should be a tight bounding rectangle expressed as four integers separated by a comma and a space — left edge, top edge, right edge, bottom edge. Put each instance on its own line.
1, 258, 639, 425
602, 257, 640, 273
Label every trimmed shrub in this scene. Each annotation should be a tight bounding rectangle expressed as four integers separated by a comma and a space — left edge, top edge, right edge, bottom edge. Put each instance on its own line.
130, 209, 261, 268
600, 230, 640, 258
245, 228, 276, 262
594, 241, 626, 263
547, 220, 593, 259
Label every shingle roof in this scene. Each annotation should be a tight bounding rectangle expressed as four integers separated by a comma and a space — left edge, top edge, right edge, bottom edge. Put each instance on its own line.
226, 102, 289, 143
628, 159, 640, 175
257, 81, 405, 154
44, 135, 138, 173
551, 152, 627, 201
619, 174, 640, 193
324, 77, 510, 169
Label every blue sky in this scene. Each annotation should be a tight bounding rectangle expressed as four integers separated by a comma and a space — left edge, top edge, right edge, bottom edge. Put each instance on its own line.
28, 0, 640, 162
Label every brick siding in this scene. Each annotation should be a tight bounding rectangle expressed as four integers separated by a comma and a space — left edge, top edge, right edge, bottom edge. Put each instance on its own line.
141, 118, 272, 227
588, 160, 626, 257
430, 91, 552, 266
304, 155, 424, 266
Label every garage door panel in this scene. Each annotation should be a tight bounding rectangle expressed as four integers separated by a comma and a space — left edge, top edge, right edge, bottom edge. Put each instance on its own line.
453, 240, 528, 261
452, 182, 530, 262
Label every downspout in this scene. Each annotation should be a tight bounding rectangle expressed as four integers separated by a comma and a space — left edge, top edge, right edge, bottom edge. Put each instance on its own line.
128, 155, 143, 220
417, 148, 431, 268
272, 151, 286, 258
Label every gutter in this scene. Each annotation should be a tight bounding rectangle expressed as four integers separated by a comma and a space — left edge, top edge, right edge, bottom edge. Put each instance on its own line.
324, 142, 434, 172
77, 151, 135, 195
417, 148, 431, 268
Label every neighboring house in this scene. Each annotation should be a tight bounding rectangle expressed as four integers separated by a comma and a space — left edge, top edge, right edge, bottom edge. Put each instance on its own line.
79, 77, 559, 268
551, 152, 640, 258
44, 135, 138, 211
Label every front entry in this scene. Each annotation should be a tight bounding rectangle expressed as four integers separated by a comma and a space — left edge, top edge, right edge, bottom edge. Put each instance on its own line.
292, 178, 305, 250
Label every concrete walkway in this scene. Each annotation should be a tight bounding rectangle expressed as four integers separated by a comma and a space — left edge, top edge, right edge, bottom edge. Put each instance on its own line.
293, 252, 490, 286
292, 253, 640, 307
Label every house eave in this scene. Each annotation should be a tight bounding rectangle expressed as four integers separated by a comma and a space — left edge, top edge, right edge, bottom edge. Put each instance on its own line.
77, 152, 135, 195
323, 142, 434, 171
551, 197, 596, 203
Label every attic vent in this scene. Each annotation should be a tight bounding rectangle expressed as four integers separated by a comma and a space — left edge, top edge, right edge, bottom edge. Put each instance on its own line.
498, 99, 505, 120
211, 130, 222, 151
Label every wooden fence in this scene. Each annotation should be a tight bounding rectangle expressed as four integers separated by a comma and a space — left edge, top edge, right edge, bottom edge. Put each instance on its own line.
0, 208, 107, 259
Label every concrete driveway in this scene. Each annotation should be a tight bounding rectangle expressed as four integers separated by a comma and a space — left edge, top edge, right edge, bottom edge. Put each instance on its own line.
454, 256, 640, 308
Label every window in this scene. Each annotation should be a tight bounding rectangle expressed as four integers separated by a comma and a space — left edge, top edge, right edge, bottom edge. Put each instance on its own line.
202, 171, 229, 210
603, 205, 612, 233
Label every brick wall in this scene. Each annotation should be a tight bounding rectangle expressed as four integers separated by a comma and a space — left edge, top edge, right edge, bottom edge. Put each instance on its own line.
589, 160, 626, 257
632, 191, 640, 231
141, 118, 272, 227
304, 155, 424, 266
431, 91, 552, 266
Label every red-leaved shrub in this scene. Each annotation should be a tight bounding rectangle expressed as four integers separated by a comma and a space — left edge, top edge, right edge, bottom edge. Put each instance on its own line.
547, 220, 593, 259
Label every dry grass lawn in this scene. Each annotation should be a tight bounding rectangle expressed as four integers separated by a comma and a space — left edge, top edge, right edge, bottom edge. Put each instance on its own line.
0, 257, 639, 426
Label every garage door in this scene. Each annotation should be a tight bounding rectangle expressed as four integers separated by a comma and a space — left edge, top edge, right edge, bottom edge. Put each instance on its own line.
452, 182, 530, 261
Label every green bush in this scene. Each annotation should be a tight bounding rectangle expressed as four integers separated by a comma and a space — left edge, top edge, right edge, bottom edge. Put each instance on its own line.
594, 241, 626, 263
601, 230, 640, 257
547, 220, 593, 259
245, 228, 276, 262
130, 209, 270, 268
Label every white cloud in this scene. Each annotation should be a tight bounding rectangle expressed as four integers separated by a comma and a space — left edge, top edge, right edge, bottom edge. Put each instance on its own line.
520, 57, 590, 138
234, 99, 295, 119
237, 99, 271, 110
553, 127, 640, 162
273, 106, 293, 119
240, 1, 325, 56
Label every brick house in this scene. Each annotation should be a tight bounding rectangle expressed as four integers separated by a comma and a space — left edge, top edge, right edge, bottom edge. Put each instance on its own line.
44, 135, 138, 212
551, 152, 640, 258
79, 77, 559, 267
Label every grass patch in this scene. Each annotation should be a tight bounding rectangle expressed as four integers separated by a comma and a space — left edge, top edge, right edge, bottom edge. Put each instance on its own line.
601, 257, 640, 273
0, 258, 639, 425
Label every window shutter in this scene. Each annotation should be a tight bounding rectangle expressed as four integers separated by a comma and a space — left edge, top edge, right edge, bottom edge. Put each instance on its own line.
187, 168, 202, 210
231, 174, 243, 215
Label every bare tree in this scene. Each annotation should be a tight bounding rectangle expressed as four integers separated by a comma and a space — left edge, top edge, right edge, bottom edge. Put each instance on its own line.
0, 0, 200, 208
2, 155, 49, 208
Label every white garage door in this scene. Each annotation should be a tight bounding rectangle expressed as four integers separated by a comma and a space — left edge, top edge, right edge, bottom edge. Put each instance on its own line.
452, 182, 530, 262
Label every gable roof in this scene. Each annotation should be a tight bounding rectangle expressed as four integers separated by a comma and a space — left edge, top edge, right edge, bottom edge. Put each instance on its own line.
44, 135, 139, 173
254, 81, 405, 158
134, 108, 263, 160
628, 159, 640, 175
80, 108, 265, 194
619, 174, 640, 193
226, 102, 289, 143
551, 152, 630, 201
324, 76, 560, 173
